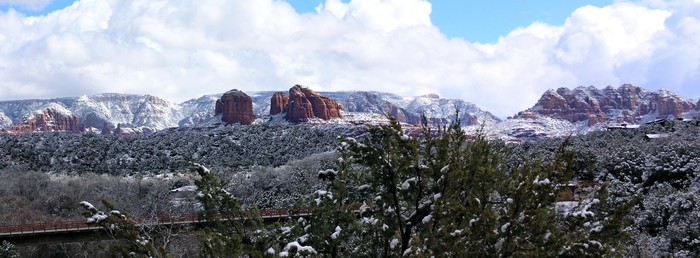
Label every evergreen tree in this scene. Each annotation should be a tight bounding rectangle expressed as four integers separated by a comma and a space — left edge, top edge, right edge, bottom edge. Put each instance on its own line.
0, 241, 19, 258
79, 199, 168, 257
330, 115, 634, 257
193, 163, 275, 257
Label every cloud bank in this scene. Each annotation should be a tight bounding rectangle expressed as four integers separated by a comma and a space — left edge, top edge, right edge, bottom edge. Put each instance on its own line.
0, 0, 698, 117
0, 0, 52, 11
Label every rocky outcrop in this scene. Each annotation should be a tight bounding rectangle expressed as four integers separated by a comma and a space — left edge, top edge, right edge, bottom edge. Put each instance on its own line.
113, 123, 155, 137
285, 86, 317, 122
10, 108, 81, 133
521, 84, 696, 125
215, 90, 256, 125
270, 92, 289, 116
272, 85, 343, 123
533, 87, 606, 126
337, 92, 420, 125
298, 87, 342, 120
386, 102, 421, 125
649, 90, 695, 117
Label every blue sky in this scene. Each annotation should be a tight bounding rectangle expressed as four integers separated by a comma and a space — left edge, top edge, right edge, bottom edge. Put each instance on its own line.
0, 0, 697, 118
4, 0, 616, 43
0, 0, 75, 16
428, 0, 616, 43
284, 0, 616, 43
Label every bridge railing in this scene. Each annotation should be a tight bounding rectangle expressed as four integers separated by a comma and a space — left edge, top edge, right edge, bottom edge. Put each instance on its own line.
0, 208, 305, 236
0, 220, 97, 235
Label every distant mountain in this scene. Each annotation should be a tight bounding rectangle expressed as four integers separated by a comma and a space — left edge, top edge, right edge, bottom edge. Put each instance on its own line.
517, 84, 697, 125
179, 95, 219, 127
248, 91, 500, 127
0, 94, 184, 134
0, 90, 499, 134
480, 84, 700, 142
1, 84, 694, 140
178, 91, 501, 128
317, 91, 501, 127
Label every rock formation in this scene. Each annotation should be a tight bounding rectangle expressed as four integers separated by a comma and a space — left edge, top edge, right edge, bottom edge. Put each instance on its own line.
339, 92, 419, 124
285, 87, 315, 122
649, 90, 695, 117
215, 90, 256, 125
521, 84, 697, 125
113, 123, 155, 137
10, 108, 81, 133
298, 87, 342, 120
271, 85, 343, 123
386, 102, 421, 125
270, 92, 289, 116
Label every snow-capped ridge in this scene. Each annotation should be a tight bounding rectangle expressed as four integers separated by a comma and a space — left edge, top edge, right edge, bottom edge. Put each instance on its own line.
0, 84, 695, 141
0, 90, 497, 133
521, 84, 696, 126
483, 84, 700, 142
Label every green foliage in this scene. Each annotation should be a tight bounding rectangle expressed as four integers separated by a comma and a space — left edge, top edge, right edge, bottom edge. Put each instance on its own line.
509, 119, 700, 256
0, 124, 339, 175
0, 241, 19, 258
193, 163, 272, 257
80, 199, 169, 257
57, 115, 700, 257
297, 114, 634, 257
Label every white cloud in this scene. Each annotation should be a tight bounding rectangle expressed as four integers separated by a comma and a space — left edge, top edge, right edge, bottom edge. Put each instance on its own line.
0, 0, 698, 118
0, 0, 52, 11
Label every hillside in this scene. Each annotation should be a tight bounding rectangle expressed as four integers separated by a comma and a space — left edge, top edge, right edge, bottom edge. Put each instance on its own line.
0, 124, 342, 175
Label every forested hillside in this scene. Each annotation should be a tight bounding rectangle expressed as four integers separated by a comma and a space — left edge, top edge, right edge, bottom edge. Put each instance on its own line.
0, 124, 342, 175
1, 118, 699, 257
510, 119, 700, 257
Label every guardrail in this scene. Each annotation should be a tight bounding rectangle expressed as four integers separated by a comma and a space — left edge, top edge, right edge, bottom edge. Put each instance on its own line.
0, 220, 98, 236
0, 208, 305, 238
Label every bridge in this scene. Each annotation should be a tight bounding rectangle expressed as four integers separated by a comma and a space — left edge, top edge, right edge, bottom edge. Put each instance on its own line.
0, 208, 303, 246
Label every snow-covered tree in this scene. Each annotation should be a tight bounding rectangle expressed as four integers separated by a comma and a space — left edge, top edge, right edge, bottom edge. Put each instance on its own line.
79, 199, 168, 257
193, 163, 274, 257
304, 116, 630, 257
0, 241, 19, 258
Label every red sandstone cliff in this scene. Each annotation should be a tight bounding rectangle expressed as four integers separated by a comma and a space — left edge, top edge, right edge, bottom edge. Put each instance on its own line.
522, 84, 696, 125
9, 108, 81, 133
215, 90, 256, 125
273, 85, 343, 123
285, 86, 316, 122
299, 87, 342, 120
270, 92, 289, 116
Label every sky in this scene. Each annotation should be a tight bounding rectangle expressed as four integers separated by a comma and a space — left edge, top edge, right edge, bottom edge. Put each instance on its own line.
0, 0, 698, 118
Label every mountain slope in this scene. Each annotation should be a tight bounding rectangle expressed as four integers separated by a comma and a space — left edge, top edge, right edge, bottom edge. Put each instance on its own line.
201, 91, 500, 127
0, 90, 498, 133
477, 84, 699, 142
0, 84, 694, 139
517, 84, 697, 126
323, 91, 501, 126
0, 94, 184, 132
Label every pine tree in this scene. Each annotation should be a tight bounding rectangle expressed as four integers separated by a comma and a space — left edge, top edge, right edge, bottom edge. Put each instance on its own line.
79, 199, 168, 257
0, 241, 19, 258
333, 114, 634, 256
193, 163, 274, 257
